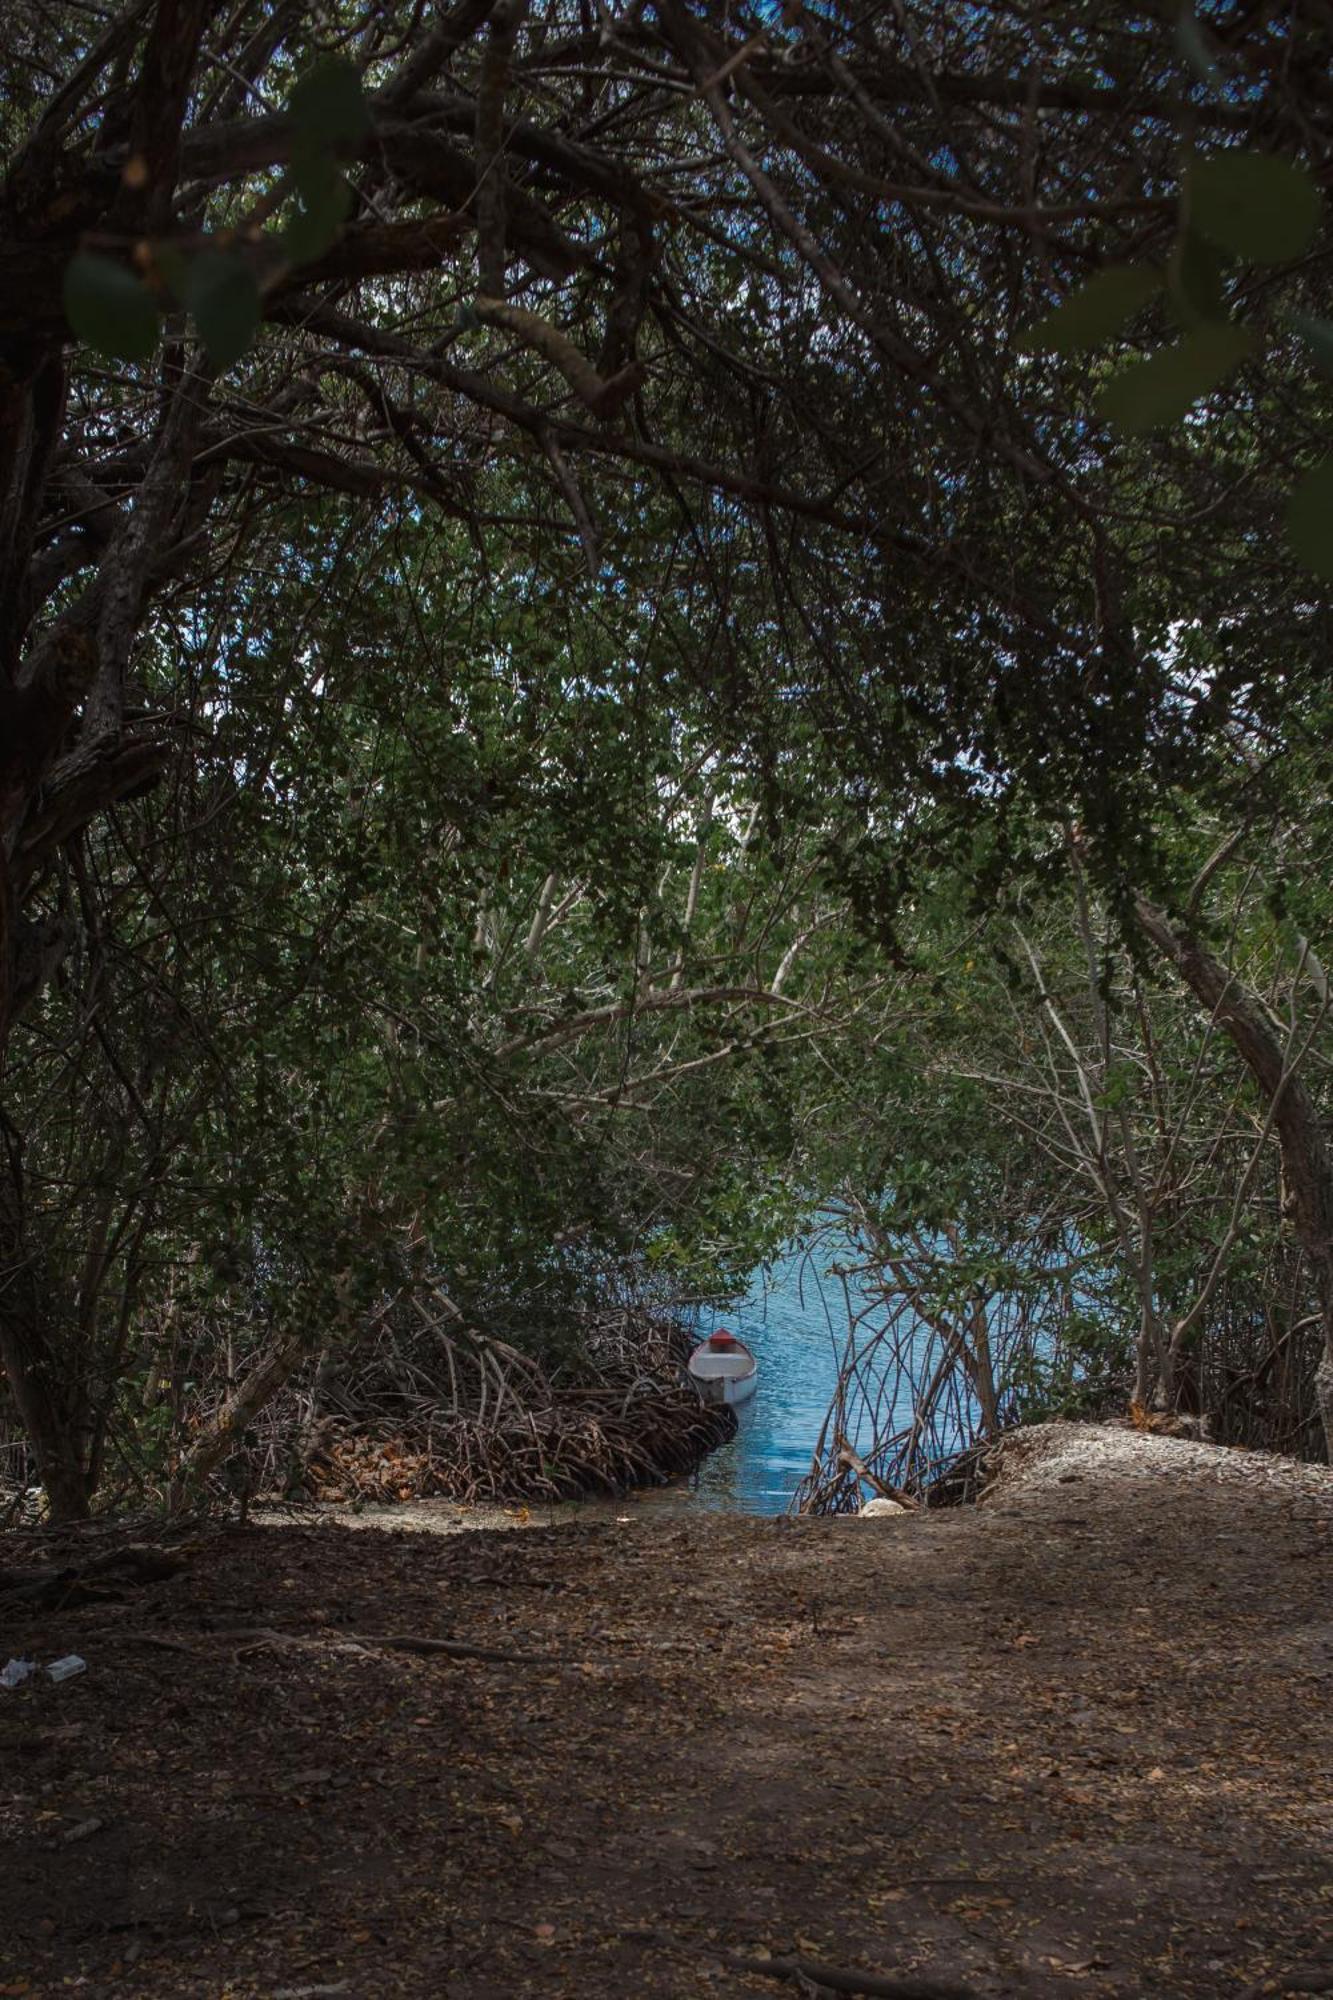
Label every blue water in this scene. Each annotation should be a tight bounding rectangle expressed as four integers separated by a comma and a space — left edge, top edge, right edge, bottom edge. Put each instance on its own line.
672, 1221, 1089, 1513
683, 1239, 858, 1514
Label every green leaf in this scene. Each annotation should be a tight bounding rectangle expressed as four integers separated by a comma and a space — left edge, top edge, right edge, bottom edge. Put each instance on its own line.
1096, 325, 1253, 434
1286, 458, 1333, 581
184, 250, 261, 368
1018, 265, 1162, 356
284, 151, 352, 263
63, 251, 160, 361
1188, 150, 1322, 265
152, 243, 191, 305
288, 55, 371, 149
283, 186, 351, 264
1166, 228, 1227, 329
289, 130, 334, 199
1284, 310, 1333, 378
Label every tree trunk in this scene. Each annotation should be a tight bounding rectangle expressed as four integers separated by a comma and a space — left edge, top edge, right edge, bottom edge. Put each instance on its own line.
1131, 1282, 1173, 1412
967, 1291, 1000, 1438
168, 1328, 309, 1511
1135, 897, 1333, 1461
0, 1168, 91, 1519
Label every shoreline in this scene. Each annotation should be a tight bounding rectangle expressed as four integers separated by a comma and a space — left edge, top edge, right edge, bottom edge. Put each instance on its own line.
251, 1417, 1333, 1540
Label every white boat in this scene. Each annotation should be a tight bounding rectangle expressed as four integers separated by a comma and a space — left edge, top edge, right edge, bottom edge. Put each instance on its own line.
687, 1330, 758, 1408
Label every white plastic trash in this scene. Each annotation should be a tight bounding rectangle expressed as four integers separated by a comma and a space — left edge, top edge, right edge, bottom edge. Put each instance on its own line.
46, 1655, 87, 1683
1, 1659, 38, 1690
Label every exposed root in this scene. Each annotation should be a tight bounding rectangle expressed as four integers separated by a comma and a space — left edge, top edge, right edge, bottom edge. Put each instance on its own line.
300, 1389, 735, 1506
239, 1294, 737, 1509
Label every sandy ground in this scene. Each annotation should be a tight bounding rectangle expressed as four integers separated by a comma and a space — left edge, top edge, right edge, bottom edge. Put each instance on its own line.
1, 1422, 1330, 1999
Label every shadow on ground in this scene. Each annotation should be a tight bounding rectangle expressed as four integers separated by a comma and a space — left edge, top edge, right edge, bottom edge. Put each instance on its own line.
1, 1425, 1330, 1998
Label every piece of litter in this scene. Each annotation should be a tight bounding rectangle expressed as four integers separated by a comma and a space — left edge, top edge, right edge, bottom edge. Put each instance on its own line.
1, 1659, 38, 1690
61, 1817, 103, 1845
46, 1656, 87, 1683
272, 1986, 349, 1998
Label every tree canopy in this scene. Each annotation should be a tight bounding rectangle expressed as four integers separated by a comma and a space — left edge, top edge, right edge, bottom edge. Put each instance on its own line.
2, 1, 1332, 1515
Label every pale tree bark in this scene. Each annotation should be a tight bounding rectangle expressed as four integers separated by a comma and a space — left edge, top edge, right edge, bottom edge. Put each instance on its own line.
522, 870, 560, 964
1013, 923, 1173, 1408
1135, 897, 1333, 1460
967, 1290, 1000, 1439
670, 789, 715, 989
167, 1329, 310, 1513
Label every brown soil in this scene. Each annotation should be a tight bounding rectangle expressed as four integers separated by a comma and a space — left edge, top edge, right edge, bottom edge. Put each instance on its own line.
0, 1424, 1330, 1999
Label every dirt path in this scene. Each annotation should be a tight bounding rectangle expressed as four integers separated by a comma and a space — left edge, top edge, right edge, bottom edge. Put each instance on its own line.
1, 1424, 1330, 1999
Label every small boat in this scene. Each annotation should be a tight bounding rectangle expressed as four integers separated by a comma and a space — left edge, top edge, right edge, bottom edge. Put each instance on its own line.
687, 1328, 758, 1408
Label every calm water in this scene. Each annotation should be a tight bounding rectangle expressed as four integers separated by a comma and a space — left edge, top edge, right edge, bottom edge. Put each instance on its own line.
682, 1239, 861, 1514
674, 1225, 1070, 1514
